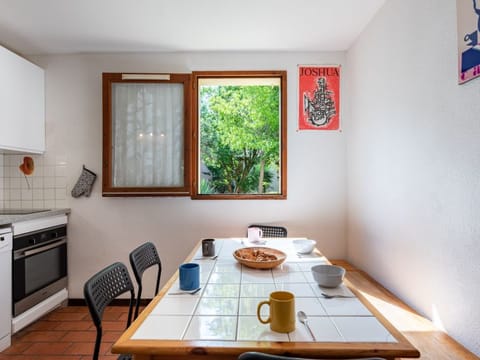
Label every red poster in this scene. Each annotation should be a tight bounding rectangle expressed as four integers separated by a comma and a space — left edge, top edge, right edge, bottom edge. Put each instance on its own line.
298, 65, 340, 130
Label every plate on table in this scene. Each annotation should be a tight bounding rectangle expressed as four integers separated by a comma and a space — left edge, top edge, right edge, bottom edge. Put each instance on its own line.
233, 247, 286, 269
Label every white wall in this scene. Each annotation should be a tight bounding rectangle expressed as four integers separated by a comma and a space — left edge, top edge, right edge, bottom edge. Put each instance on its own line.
29, 51, 348, 299
346, 0, 480, 355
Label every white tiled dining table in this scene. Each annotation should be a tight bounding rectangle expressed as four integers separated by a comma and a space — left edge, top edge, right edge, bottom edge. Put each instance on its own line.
112, 238, 420, 360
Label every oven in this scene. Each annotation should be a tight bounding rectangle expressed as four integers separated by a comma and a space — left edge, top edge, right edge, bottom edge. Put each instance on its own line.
12, 218, 67, 318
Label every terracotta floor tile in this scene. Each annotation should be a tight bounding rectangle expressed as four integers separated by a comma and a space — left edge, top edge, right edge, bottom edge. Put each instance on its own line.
64, 342, 95, 355
100, 342, 115, 356
19, 330, 67, 342
102, 330, 123, 342
65, 341, 111, 356
96, 356, 119, 360
101, 311, 124, 321
100, 321, 127, 331
56, 306, 89, 313
22, 342, 72, 355
20, 356, 82, 360
55, 321, 94, 331
104, 306, 129, 313
0, 305, 131, 359
25, 319, 62, 331
0, 342, 32, 355
45, 311, 89, 321
60, 330, 96, 342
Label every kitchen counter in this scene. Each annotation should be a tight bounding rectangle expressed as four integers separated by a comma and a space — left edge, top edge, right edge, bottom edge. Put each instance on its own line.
0, 208, 71, 226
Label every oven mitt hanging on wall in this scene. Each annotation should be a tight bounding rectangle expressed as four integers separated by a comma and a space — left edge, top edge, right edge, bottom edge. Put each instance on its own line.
71, 165, 97, 198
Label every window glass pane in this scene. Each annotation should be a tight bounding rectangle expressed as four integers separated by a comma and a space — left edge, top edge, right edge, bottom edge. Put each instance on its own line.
112, 83, 184, 187
198, 78, 282, 195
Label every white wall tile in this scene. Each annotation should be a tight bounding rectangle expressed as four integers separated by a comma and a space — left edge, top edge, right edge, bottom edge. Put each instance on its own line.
21, 200, 33, 208
0, 159, 3, 206
55, 188, 66, 200
32, 166, 44, 177
32, 177, 44, 189
43, 154, 57, 166
44, 188, 55, 200
9, 178, 21, 189
44, 166, 55, 177
44, 200, 56, 208
9, 166, 20, 178
21, 177, 31, 189
44, 177, 55, 188
1, 154, 68, 209
9, 200, 21, 208
55, 165, 67, 177
21, 189, 33, 200
33, 189, 44, 200
10, 189, 21, 201
55, 199, 68, 208
55, 177, 67, 188
33, 200, 45, 209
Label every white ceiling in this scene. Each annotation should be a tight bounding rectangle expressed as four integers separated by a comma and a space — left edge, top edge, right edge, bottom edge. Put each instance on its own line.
0, 0, 385, 55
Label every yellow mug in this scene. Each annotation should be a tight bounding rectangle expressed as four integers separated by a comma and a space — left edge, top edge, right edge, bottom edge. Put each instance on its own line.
257, 291, 295, 333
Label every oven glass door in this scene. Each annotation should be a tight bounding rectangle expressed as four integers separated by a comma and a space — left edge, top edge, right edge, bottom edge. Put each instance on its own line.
13, 242, 67, 302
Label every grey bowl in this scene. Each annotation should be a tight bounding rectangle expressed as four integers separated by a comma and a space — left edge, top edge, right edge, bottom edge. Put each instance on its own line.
311, 264, 346, 288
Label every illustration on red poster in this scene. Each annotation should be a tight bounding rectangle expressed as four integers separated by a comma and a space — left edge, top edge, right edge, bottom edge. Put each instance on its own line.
298, 65, 340, 131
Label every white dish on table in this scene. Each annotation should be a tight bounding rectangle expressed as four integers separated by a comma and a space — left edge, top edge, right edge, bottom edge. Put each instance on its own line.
293, 239, 316, 254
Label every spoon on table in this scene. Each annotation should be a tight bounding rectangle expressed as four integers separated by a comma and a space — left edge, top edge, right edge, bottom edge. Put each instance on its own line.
321, 292, 355, 299
297, 311, 316, 341
168, 287, 202, 295
193, 255, 218, 260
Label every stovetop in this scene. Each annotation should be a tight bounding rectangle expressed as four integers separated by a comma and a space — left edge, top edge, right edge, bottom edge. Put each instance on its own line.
0, 209, 51, 215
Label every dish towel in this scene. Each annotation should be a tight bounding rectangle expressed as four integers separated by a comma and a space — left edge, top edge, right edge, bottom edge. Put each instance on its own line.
71, 165, 97, 198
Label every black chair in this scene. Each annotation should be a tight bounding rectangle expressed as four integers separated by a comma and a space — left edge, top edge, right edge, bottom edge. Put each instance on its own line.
84, 262, 134, 360
129, 242, 162, 319
248, 224, 288, 238
238, 352, 386, 360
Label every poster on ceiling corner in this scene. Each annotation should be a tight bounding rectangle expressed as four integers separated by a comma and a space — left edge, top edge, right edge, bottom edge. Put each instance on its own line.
457, 0, 480, 84
298, 65, 340, 131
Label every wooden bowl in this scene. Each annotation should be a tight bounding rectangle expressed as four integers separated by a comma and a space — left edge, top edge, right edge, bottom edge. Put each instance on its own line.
233, 247, 286, 269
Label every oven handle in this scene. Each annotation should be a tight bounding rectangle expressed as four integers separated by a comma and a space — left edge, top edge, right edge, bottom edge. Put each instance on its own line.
16, 239, 66, 259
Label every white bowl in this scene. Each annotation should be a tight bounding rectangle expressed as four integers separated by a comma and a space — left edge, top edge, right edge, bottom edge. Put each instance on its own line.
293, 239, 316, 254
311, 264, 345, 288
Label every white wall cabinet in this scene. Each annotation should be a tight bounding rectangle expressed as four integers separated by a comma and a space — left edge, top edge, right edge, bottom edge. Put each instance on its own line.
0, 45, 45, 153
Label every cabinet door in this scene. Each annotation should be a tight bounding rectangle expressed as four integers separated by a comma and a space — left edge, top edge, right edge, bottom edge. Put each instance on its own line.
0, 46, 45, 153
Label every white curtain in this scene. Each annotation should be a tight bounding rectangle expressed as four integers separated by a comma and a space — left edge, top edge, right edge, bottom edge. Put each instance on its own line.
112, 83, 184, 187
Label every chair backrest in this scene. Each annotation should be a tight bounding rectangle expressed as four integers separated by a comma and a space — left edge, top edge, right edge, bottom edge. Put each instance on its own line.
129, 242, 162, 319
248, 224, 288, 238
238, 352, 386, 360
84, 262, 134, 360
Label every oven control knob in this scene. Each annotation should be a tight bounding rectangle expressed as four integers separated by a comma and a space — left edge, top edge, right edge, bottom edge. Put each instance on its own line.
29, 238, 36, 245
0, 236, 4, 241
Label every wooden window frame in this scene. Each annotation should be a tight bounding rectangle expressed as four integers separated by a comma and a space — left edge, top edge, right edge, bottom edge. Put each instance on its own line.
102, 73, 192, 196
191, 70, 287, 200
